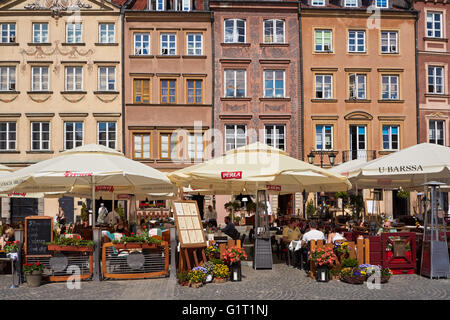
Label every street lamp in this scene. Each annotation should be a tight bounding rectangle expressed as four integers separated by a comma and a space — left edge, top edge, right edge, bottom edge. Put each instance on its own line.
307, 151, 337, 168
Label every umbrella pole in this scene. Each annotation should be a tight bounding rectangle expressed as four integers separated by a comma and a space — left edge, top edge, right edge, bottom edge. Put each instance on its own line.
92, 176, 96, 227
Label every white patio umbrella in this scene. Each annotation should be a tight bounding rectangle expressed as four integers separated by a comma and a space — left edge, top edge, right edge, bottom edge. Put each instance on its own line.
329, 159, 369, 178
0, 144, 176, 225
347, 143, 450, 190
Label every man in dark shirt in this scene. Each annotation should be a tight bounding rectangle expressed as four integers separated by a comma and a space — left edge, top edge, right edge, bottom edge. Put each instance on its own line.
221, 216, 240, 240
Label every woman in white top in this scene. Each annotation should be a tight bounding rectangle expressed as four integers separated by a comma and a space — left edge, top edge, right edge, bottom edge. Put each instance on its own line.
327, 226, 346, 244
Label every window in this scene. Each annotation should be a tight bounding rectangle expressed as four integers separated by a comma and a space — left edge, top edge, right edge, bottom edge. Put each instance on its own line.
65, 67, 82, 91
134, 33, 150, 55
225, 70, 246, 97
160, 79, 176, 103
344, 0, 357, 7
382, 125, 399, 150
224, 19, 245, 43
265, 125, 285, 151
66, 23, 82, 43
98, 122, 116, 149
428, 66, 444, 94
315, 29, 332, 52
315, 74, 333, 99
263, 19, 284, 44
64, 122, 83, 150
381, 75, 399, 100
429, 120, 444, 145
134, 79, 150, 103
225, 125, 246, 151
186, 33, 202, 55
160, 132, 179, 159
98, 67, 115, 91
312, 0, 325, 5
187, 79, 202, 104
156, 0, 164, 10
99, 23, 115, 43
348, 30, 365, 53
133, 133, 151, 159
0, 66, 16, 91
0, 122, 16, 150
426, 12, 442, 38
316, 125, 333, 150
1, 24, 16, 43
160, 33, 176, 55
264, 70, 285, 98
188, 133, 203, 159
376, 0, 388, 8
182, 0, 190, 11
33, 23, 48, 43
31, 122, 50, 151
349, 74, 366, 99
31, 66, 49, 91
381, 31, 398, 53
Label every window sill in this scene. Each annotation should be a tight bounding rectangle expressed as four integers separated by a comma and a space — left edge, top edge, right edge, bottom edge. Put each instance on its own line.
93, 91, 119, 94
61, 43, 86, 46
423, 37, 448, 43
95, 43, 119, 46
379, 150, 397, 155
156, 55, 180, 59
26, 150, 54, 154
345, 99, 371, 103
0, 91, 20, 94
27, 43, 52, 46
221, 43, 251, 47
377, 99, 404, 103
425, 93, 450, 98
259, 97, 291, 101
60, 91, 87, 94
133, 159, 155, 163
313, 50, 334, 54
0, 43, 19, 46
380, 52, 399, 55
347, 51, 367, 54
27, 91, 53, 94
182, 55, 207, 59
0, 150, 20, 154
129, 55, 155, 59
220, 97, 252, 101
311, 99, 337, 103
260, 43, 289, 47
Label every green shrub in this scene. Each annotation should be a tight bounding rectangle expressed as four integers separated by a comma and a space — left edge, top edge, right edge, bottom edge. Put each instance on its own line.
341, 258, 359, 269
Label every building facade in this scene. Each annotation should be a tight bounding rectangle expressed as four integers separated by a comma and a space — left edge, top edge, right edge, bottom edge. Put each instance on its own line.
300, 0, 418, 217
0, 0, 123, 223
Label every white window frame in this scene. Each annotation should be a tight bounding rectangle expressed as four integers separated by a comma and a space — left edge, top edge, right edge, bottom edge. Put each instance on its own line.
64, 121, 84, 150
314, 29, 332, 52
97, 121, 116, 149
349, 73, 366, 99
65, 66, 83, 91
98, 67, 116, 91
134, 33, 151, 55
66, 23, 82, 43
315, 74, 333, 99
264, 124, 286, 151
31, 121, 50, 151
376, 0, 388, 8
429, 120, 445, 145
187, 132, 204, 160
312, 0, 325, 6
33, 23, 48, 43
186, 33, 203, 55
426, 11, 443, 38
31, 66, 49, 92
224, 19, 246, 43
344, 0, 357, 7
0, 23, 16, 43
0, 66, 16, 91
99, 23, 115, 43
382, 125, 399, 150
263, 70, 285, 98
428, 66, 444, 94
160, 33, 176, 55
133, 132, 151, 159
381, 75, 399, 100
0, 122, 16, 151
182, 0, 190, 11
156, 0, 164, 11
348, 30, 366, 53
316, 125, 333, 150
263, 19, 285, 44
380, 31, 398, 53
224, 70, 246, 98
225, 124, 247, 151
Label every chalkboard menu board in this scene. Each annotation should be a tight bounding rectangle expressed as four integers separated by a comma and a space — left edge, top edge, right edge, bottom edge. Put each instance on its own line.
25, 216, 53, 256
172, 200, 206, 248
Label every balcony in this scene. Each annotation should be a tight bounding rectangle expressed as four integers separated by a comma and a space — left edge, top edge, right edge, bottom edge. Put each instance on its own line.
341, 150, 377, 163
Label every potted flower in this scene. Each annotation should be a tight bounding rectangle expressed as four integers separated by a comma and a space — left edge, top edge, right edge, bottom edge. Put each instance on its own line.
339, 267, 367, 284
47, 237, 94, 252
177, 271, 189, 286
202, 261, 215, 283
361, 264, 393, 284
334, 241, 350, 262
23, 262, 44, 287
213, 264, 230, 283
205, 243, 220, 260
223, 246, 247, 282
187, 266, 207, 288
206, 227, 215, 241
309, 246, 337, 282
4, 240, 19, 254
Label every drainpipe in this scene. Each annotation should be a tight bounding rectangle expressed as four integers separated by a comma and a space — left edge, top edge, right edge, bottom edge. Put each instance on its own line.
414, 9, 420, 144
298, 5, 304, 161
121, 1, 133, 155
210, 8, 215, 159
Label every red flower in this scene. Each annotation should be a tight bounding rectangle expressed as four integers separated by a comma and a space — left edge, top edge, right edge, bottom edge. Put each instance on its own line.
36, 262, 41, 266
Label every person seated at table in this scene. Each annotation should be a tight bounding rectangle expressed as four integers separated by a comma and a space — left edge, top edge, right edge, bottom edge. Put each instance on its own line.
221, 216, 240, 240
327, 226, 346, 244
282, 218, 301, 244
377, 220, 397, 234
205, 205, 218, 228
300, 221, 325, 271
0, 227, 15, 249
115, 220, 126, 234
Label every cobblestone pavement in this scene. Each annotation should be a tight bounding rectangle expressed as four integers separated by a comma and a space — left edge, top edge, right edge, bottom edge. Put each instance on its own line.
0, 263, 448, 300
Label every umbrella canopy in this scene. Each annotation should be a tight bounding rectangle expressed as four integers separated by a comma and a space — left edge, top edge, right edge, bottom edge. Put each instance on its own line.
0, 144, 175, 194
0, 164, 53, 198
167, 142, 351, 194
329, 159, 369, 178
347, 143, 450, 189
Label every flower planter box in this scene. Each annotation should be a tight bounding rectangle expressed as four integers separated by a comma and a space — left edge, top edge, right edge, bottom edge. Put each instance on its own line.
189, 281, 203, 288
111, 243, 161, 250
25, 271, 42, 287
213, 277, 227, 283
339, 274, 367, 285
47, 244, 93, 252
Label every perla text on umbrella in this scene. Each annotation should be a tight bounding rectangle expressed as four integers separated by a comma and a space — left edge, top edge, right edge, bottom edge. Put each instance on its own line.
221, 171, 242, 179
378, 165, 424, 174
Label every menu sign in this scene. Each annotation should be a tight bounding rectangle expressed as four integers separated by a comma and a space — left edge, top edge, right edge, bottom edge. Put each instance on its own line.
172, 200, 206, 248
25, 216, 53, 256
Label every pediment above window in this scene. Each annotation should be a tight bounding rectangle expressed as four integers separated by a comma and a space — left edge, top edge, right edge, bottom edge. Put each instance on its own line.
344, 111, 373, 120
